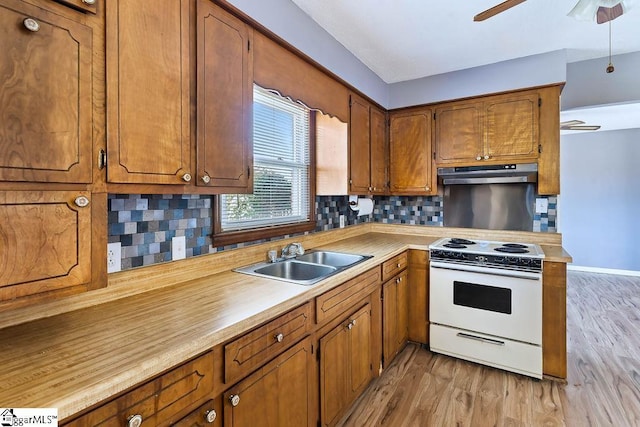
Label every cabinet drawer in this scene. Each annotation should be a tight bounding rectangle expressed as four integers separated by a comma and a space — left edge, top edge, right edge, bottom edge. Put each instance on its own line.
316, 267, 381, 324
224, 302, 312, 385
64, 352, 214, 427
381, 252, 407, 282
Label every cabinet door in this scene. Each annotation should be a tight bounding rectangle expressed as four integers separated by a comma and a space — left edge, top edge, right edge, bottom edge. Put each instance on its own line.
320, 303, 372, 427
369, 106, 388, 194
348, 95, 371, 194
197, 0, 253, 192
382, 270, 408, 367
435, 101, 484, 164
389, 110, 435, 195
106, 0, 191, 184
0, 191, 91, 302
485, 92, 539, 162
224, 338, 314, 427
0, 0, 92, 183
407, 250, 429, 344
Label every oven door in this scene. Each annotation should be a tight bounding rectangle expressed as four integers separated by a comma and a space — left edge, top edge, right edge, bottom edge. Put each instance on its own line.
429, 261, 542, 345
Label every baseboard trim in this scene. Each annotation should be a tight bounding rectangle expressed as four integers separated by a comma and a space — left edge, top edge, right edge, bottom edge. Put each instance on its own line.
567, 265, 640, 277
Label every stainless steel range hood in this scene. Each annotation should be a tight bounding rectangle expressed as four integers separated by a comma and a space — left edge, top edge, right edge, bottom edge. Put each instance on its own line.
438, 163, 537, 185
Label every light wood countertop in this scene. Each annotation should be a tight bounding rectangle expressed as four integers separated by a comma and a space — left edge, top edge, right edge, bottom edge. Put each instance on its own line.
0, 226, 571, 420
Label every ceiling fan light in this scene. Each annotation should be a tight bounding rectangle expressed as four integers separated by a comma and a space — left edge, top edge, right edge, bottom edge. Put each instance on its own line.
568, 0, 636, 21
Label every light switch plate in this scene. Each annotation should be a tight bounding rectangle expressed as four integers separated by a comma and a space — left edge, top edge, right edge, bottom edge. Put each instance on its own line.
172, 236, 186, 260
339, 215, 345, 228
107, 242, 121, 273
535, 198, 549, 214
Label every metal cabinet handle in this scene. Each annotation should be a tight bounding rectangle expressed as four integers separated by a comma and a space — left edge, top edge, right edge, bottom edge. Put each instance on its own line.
476, 155, 482, 161
204, 409, 217, 423
74, 196, 90, 208
201, 174, 211, 184
23, 18, 40, 32
82, 0, 96, 4
484, 155, 490, 160
346, 319, 357, 330
274, 333, 284, 343
127, 414, 143, 427
229, 394, 240, 407
182, 173, 192, 182
397, 263, 401, 268
425, 186, 430, 191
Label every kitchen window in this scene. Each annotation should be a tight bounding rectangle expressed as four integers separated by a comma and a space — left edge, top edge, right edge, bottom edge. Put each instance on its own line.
213, 85, 315, 246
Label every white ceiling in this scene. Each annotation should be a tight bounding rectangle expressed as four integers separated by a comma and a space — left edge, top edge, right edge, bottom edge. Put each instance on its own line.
290, 0, 640, 84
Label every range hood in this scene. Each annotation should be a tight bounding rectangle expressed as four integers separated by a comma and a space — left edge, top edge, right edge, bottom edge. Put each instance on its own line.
438, 163, 537, 185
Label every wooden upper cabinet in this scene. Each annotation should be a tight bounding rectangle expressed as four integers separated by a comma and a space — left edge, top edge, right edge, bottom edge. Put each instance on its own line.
435, 101, 484, 164
389, 109, 436, 195
106, 0, 191, 185
370, 105, 388, 194
0, 0, 92, 184
0, 191, 92, 302
196, 0, 253, 192
435, 90, 540, 166
348, 95, 371, 194
485, 92, 539, 161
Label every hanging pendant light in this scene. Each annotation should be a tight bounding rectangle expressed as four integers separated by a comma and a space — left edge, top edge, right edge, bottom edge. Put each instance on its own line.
606, 21, 615, 73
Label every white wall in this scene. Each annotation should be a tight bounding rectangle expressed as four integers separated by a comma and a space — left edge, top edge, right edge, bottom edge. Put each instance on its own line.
388, 50, 567, 109
560, 129, 640, 271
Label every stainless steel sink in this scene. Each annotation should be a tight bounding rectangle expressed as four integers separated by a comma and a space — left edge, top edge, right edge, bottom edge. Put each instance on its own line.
255, 261, 336, 282
234, 250, 372, 285
295, 251, 366, 267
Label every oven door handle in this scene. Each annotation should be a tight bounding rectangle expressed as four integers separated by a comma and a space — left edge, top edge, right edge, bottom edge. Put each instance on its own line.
456, 332, 506, 346
430, 261, 542, 280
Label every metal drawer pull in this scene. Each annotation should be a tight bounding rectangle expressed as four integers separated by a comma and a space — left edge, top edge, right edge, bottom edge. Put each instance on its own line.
204, 409, 217, 423
456, 332, 505, 346
127, 414, 143, 427
74, 196, 90, 208
23, 18, 40, 32
229, 394, 240, 407
274, 333, 284, 343
346, 319, 357, 330
82, 0, 96, 4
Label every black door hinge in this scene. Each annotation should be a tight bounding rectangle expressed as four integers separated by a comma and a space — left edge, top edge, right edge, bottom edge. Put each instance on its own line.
247, 40, 251, 51
538, 144, 542, 154
433, 152, 436, 160
538, 98, 542, 107
98, 149, 107, 170
433, 112, 436, 120
248, 167, 251, 178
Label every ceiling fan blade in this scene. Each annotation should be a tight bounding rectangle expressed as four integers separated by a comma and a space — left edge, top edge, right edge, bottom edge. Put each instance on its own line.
562, 125, 601, 130
560, 120, 585, 126
474, 0, 526, 21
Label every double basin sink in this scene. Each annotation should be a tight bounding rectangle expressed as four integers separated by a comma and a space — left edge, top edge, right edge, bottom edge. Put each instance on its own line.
234, 251, 372, 285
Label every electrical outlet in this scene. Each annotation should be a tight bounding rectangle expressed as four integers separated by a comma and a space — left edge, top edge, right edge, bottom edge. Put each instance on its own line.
339, 215, 346, 228
172, 236, 186, 260
107, 242, 121, 273
535, 198, 549, 214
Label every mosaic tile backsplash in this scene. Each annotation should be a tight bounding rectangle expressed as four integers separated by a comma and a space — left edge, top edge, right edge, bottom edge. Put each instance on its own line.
108, 193, 555, 271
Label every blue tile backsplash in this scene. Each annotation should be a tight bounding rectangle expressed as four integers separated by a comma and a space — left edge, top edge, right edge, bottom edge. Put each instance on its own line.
108, 193, 556, 271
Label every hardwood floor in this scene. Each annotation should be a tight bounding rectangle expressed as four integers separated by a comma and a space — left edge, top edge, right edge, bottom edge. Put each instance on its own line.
337, 271, 640, 427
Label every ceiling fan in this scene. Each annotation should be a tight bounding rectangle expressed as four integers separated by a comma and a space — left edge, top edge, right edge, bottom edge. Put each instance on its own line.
474, 0, 634, 23
560, 120, 601, 131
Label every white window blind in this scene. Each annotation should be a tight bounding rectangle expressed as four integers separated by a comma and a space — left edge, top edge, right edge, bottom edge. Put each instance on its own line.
220, 85, 311, 231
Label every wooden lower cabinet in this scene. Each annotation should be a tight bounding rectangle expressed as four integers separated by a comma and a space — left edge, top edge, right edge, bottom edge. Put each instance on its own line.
382, 270, 408, 366
407, 250, 429, 344
63, 352, 215, 426
542, 261, 567, 379
223, 337, 315, 427
319, 303, 374, 427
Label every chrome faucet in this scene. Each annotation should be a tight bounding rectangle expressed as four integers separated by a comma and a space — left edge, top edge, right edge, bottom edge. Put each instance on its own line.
282, 242, 304, 259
